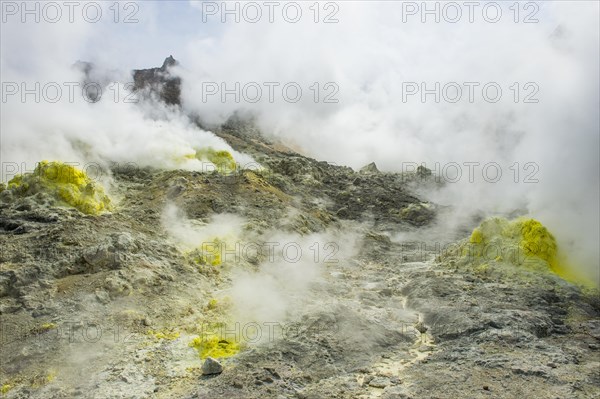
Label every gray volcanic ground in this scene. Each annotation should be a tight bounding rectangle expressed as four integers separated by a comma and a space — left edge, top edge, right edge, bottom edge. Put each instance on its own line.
1, 83, 599, 398
1, 2, 599, 399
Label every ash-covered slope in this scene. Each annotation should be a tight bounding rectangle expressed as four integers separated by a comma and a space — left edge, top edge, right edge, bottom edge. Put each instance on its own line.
0, 58, 598, 399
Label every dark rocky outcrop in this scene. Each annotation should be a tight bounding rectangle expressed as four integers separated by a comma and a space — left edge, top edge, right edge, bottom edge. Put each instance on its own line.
132, 55, 181, 105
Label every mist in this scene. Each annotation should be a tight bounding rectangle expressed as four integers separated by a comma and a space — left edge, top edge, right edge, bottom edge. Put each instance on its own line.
226, 229, 361, 331
1, 1, 598, 282
175, 1, 599, 283
161, 203, 247, 251
3, 3, 599, 397
162, 203, 362, 338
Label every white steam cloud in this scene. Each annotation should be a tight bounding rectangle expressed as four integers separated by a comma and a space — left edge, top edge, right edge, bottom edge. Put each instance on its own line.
161, 203, 361, 335
0, 4, 254, 177
1, 1, 598, 282
176, 1, 599, 282
227, 230, 360, 329
161, 203, 247, 251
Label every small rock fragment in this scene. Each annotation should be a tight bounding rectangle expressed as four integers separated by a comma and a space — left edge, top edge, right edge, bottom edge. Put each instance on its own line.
369, 377, 390, 388
414, 321, 428, 334
202, 357, 223, 375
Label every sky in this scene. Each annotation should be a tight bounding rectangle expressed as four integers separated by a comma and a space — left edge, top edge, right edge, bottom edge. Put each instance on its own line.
1, 0, 599, 283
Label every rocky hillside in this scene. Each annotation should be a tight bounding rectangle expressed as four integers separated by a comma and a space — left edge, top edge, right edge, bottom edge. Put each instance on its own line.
0, 59, 598, 399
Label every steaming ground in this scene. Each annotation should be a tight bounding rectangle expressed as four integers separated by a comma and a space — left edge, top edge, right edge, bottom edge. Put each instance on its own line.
174, 1, 600, 284
1, 2, 599, 397
1, 122, 599, 398
2, 1, 597, 283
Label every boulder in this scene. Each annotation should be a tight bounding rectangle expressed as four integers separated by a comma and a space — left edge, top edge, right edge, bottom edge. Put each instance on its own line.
202, 357, 223, 375
359, 162, 380, 174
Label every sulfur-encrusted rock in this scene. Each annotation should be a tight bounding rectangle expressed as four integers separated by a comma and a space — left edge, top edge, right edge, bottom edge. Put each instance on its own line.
1, 161, 112, 215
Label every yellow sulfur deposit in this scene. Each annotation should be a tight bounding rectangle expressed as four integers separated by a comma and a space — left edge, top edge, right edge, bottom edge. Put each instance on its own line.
463, 217, 591, 286
469, 227, 484, 244
206, 298, 219, 310
147, 329, 180, 341
190, 333, 242, 359
5, 161, 112, 215
31, 371, 56, 388
189, 238, 224, 267
194, 148, 236, 173
190, 297, 243, 359
518, 219, 558, 264
38, 323, 56, 332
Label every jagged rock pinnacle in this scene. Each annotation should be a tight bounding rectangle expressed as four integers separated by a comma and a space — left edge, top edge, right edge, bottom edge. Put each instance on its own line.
133, 56, 181, 105
359, 162, 380, 174
161, 55, 177, 70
